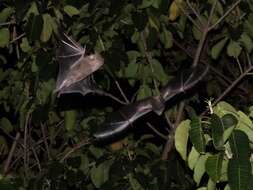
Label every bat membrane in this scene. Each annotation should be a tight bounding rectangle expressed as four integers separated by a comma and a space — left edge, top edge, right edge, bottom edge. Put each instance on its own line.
55, 33, 104, 96
93, 65, 209, 142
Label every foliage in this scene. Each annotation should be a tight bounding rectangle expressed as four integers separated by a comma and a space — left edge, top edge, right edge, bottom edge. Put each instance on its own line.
0, 0, 253, 189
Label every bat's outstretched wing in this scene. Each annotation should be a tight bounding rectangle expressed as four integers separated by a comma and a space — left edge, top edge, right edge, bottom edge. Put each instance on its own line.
93, 65, 209, 142
55, 33, 104, 96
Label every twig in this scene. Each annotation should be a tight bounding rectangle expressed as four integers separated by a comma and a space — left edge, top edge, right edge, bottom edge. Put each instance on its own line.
186, 0, 203, 25
202, 63, 253, 115
146, 122, 169, 140
41, 123, 51, 160
97, 90, 128, 105
192, 0, 217, 68
177, 1, 202, 31
208, 0, 242, 31
173, 39, 248, 94
31, 146, 41, 171
162, 101, 185, 160
140, 31, 159, 93
60, 139, 91, 163
115, 80, 130, 103
10, 33, 25, 43
4, 132, 20, 175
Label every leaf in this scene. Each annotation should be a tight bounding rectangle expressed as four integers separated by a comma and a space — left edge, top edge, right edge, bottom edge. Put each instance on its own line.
222, 114, 238, 142
0, 28, 10, 48
64, 110, 77, 131
160, 27, 173, 49
124, 62, 139, 78
138, 0, 155, 9
0, 117, 13, 133
90, 160, 113, 188
228, 158, 251, 190
152, 59, 169, 85
210, 114, 225, 150
128, 173, 144, 190
229, 130, 249, 160
188, 146, 200, 170
207, 178, 216, 190
239, 33, 253, 53
175, 120, 190, 161
63, 5, 80, 17
213, 101, 237, 117
20, 37, 32, 53
194, 154, 208, 185
227, 40, 242, 58
168, 0, 182, 21
190, 117, 205, 153
205, 153, 223, 182
0, 7, 14, 22
211, 37, 228, 60
237, 111, 253, 143
137, 84, 152, 100
40, 14, 53, 42
25, 14, 43, 41
89, 146, 104, 159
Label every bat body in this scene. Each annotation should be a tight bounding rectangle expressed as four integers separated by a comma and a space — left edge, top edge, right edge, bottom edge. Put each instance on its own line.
55, 33, 104, 96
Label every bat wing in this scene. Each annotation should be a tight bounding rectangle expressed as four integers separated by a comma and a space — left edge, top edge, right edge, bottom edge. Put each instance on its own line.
93, 98, 160, 141
56, 76, 97, 97
93, 65, 209, 142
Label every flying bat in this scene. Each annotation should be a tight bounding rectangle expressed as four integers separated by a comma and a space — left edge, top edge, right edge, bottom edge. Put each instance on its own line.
54, 33, 104, 97
54, 33, 209, 143
93, 64, 209, 142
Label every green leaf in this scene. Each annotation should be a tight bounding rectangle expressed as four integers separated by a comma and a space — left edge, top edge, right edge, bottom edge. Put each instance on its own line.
188, 146, 200, 170
237, 111, 253, 143
229, 130, 250, 160
124, 62, 139, 78
0, 7, 14, 22
137, 84, 152, 100
207, 178, 216, 190
210, 114, 225, 150
211, 37, 228, 60
89, 146, 104, 159
64, 110, 77, 131
152, 59, 169, 85
227, 40, 242, 58
175, 120, 190, 161
194, 154, 208, 185
138, 0, 155, 9
128, 173, 144, 190
40, 14, 53, 42
160, 27, 173, 49
239, 33, 253, 53
0, 28, 10, 48
20, 37, 32, 52
190, 117, 205, 153
90, 160, 113, 188
213, 101, 237, 117
205, 153, 223, 182
222, 114, 238, 142
228, 158, 251, 190
64, 5, 80, 17
25, 14, 43, 41
0, 117, 13, 133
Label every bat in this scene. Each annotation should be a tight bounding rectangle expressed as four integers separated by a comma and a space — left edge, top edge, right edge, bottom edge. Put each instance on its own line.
54, 33, 209, 143
54, 33, 104, 97
93, 64, 209, 142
